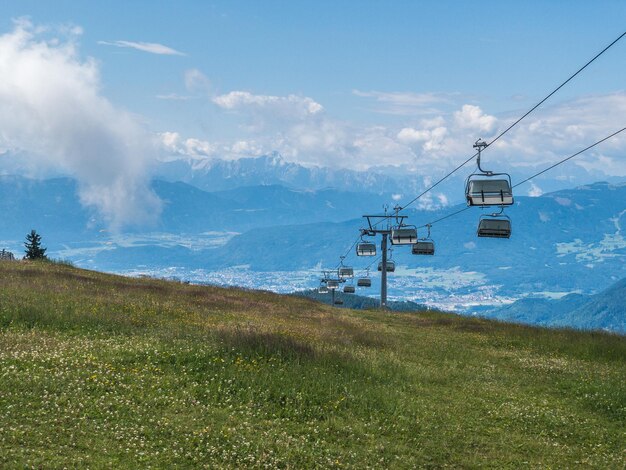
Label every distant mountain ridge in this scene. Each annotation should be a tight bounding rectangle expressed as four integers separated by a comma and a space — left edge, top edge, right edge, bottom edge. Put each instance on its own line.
0, 175, 397, 241
155, 152, 412, 194
154, 152, 625, 199
190, 181, 626, 284
487, 277, 626, 334
552, 277, 626, 333
0, 173, 624, 333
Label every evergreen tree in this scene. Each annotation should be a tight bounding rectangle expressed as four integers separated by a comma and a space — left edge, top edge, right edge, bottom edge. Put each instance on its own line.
24, 229, 47, 260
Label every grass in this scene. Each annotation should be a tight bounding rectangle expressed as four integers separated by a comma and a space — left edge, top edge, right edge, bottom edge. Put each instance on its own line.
0, 261, 624, 468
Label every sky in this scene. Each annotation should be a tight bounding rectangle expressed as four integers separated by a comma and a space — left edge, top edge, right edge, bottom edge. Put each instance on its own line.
0, 0, 625, 225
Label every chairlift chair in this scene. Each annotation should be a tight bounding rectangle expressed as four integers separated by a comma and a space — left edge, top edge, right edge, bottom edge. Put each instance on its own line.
326, 280, 340, 290
334, 299, 344, 305
464, 138, 513, 207
466, 177, 514, 207
318, 286, 329, 294
412, 241, 435, 255
343, 285, 355, 294
378, 248, 396, 272
337, 256, 354, 279
357, 278, 372, 287
338, 267, 354, 279
356, 242, 376, 256
377, 260, 396, 272
477, 214, 511, 238
411, 224, 435, 255
390, 225, 418, 245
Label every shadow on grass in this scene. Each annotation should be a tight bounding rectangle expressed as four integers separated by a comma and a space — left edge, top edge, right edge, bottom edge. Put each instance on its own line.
215, 326, 318, 361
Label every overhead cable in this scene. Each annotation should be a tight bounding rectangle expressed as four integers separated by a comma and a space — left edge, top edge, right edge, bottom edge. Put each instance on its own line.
414, 127, 626, 229
398, 29, 626, 212
512, 127, 626, 189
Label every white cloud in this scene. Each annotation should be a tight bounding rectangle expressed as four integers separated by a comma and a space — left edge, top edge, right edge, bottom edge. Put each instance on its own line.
574, 153, 626, 176
184, 68, 210, 93
159, 132, 263, 160
230, 140, 264, 157
397, 126, 448, 152
155, 69, 209, 103
166, 83, 626, 179
160, 132, 218, 158
397, 127, 430, 143
98, 40, 186, 56
353, 90, 454, 115
494, 93, 626, 172
0, 20, 160, 228
213, 91, 323, 118
528, 182, 543, 197
156, 93, 190, 100
539, 211, 550, 222
453, 104, 497, 133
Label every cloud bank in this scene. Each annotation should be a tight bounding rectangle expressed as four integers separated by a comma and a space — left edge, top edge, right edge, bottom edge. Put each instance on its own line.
0, 19, 161, 228
165, 85, 626, 178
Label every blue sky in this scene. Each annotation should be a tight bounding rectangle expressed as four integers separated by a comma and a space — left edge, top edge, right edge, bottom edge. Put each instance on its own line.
0, 1, 625, 223
4, 1, 625, 108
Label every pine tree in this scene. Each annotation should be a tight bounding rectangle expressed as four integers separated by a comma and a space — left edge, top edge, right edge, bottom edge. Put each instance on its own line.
24, 229, 47, 260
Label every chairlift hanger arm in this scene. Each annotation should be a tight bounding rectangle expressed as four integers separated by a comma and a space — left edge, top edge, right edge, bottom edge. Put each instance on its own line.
490, 206, 506, 216
362, 214, 407, 233
473, 138, 492, 175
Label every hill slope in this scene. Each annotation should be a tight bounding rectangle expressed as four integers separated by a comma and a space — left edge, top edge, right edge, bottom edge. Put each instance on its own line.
487, 276, 626, 333
551, 277, 626, 333
0, 261, 624, 467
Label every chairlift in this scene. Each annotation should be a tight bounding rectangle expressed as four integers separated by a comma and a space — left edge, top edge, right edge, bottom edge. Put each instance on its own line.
390, 225, 418, 245
337, 256, 354, 279
327, 279, 340, 289
343, 285, 355, 294
318, 286, 329, 294
412, 241, 435, 255
477, 212, 511, 238
338, 267, 354, 279
412, 224, 435, 255
334, 299, 344, 305
356, 232, 376, 256
378, 248, 396, 272
377, 260, 396, 272
356, 242, 376, 256
465, 139, 513, 207
356, 268, 371, 288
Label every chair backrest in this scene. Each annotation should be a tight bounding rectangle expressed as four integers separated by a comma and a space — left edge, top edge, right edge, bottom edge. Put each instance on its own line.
390, 227, 417, 245
356, 242, 376, 256
338, 267, 354, 279
467, 177, 513, 206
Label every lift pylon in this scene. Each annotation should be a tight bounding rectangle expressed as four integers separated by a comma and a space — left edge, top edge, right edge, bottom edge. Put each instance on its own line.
361, 209, 408, 309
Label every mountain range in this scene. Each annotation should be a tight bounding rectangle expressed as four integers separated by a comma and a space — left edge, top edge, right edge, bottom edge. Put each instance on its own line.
486, 277, 626, 334
154, 152, 625, 200
0, 162, 624, 333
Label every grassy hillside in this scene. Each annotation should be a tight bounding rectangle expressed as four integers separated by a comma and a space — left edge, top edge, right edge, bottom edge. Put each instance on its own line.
0, 262, 624, 468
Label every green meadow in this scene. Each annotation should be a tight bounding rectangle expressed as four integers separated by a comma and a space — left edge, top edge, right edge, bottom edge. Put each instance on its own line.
0, 261, 624, 468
